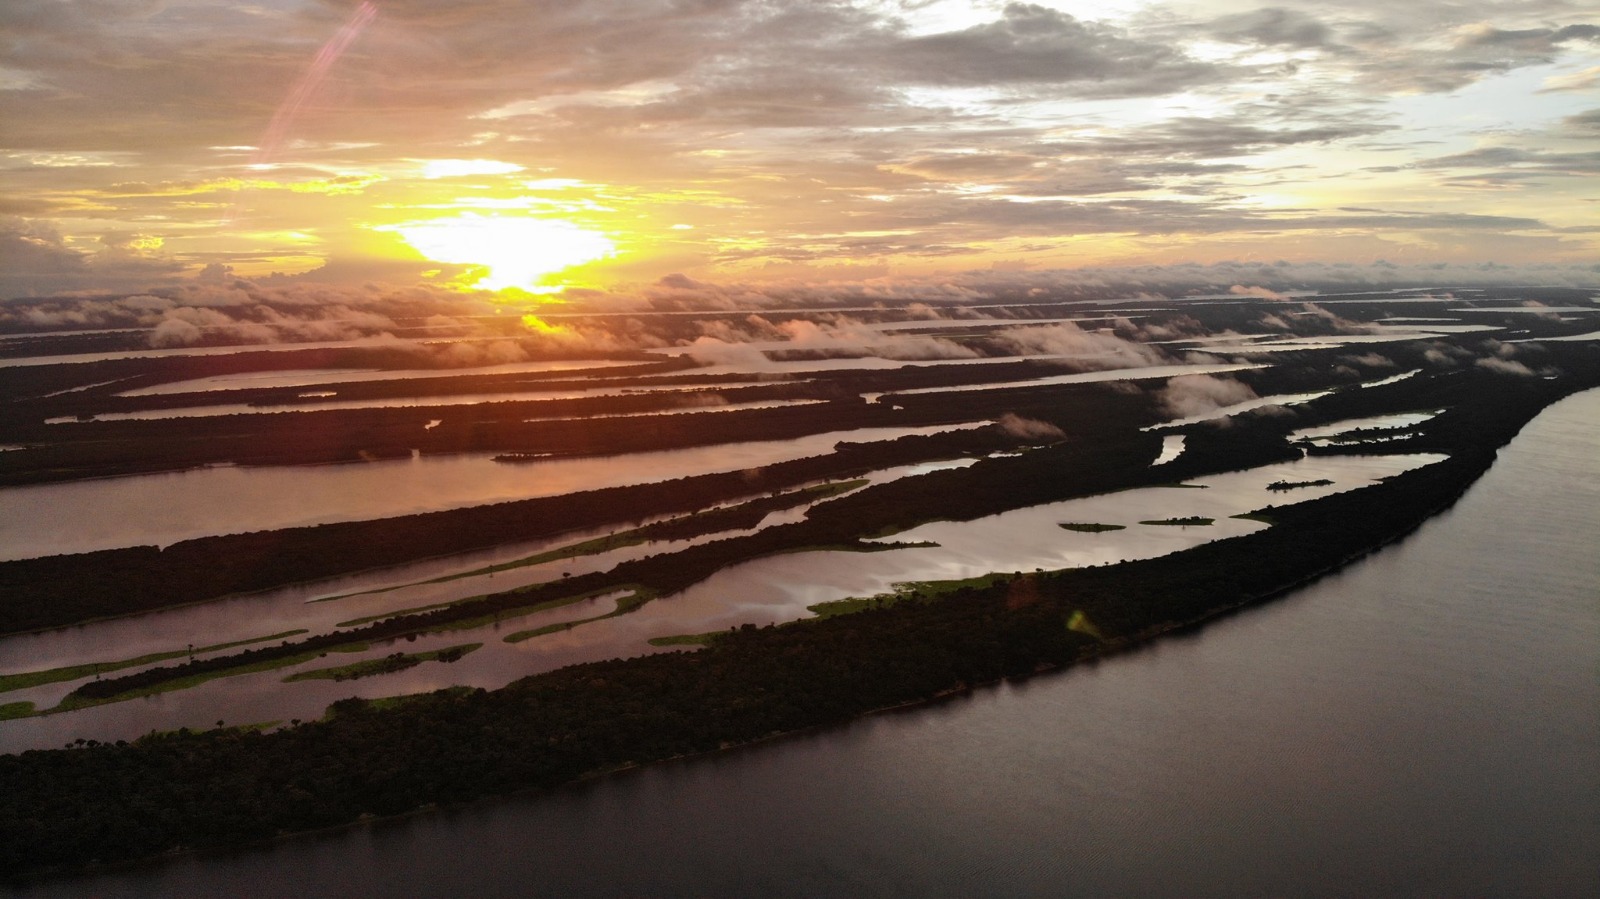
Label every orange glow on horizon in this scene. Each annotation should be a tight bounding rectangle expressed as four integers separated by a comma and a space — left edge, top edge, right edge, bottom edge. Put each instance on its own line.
377, 214, 616, 293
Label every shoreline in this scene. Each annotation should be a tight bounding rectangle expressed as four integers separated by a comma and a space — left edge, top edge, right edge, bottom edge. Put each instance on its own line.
4, 340, 1598, 882
0, 424, 1524, 883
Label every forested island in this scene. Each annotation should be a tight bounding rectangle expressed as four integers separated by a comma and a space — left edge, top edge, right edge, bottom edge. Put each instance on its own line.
3, 289, 1599, 881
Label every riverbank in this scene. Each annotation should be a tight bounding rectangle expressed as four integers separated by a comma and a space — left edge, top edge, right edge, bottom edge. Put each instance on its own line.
0, 384, 1565, 880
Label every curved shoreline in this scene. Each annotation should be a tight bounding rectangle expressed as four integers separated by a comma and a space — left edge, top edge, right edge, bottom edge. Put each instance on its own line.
5, 349, 1599, 882
0, 427, 1533, 882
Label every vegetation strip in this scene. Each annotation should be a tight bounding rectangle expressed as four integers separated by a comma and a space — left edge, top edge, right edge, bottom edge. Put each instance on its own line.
0, 630, 309, 695
320, 480, 867, 603
35, 363, 1600, 712
502, 590, 654, 643
3, 358, 1597, 878
44, 645, 370, 715
1267, 478, 1333, 491
645, 632, 724, 647
0, 435, 1528, 878
0, 422, 1022, 636
284, 644, 482, 683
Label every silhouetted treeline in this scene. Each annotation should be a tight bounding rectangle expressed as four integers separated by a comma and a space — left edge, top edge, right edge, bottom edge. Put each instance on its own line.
0, 421, 1536, 880
0, 425, 1020, 636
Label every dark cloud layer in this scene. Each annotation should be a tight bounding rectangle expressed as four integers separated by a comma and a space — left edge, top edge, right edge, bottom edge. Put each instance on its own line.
1, 0, 1596, 298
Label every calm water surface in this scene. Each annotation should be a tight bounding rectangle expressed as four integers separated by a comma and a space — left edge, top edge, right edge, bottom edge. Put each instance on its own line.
0, 452, 1431, 752
0, 423, 978, 560
11, 389, 1600, 897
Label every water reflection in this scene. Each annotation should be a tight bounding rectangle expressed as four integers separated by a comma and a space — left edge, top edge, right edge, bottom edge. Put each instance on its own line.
884, 362, 1263, 397
0, 452, 1441, 752
1292, 410, 1440, 444
21, 393, 1595, 898
48, 382, 793, 423
119, 360, 644, 396
0, 423, 978, 560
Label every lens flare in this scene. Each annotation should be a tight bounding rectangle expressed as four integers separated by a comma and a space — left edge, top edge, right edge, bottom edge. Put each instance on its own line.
1067, 609, 1104, 640
253, 2, 379, 168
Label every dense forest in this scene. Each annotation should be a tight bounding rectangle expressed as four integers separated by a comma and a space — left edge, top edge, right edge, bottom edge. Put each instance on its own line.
4, 344, 1598, 879
3, 290, 1598, 881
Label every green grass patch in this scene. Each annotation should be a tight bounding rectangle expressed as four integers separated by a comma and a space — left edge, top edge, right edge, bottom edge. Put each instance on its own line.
806, 478, 870, 498
312, 533, 647, 603
284, 643, 482, 683
613, 589, 656, 613
1140, 517, 1215, 526
335, 584, 611, 631
231, 720, 282, 734
326, 686, 477, 720
893, 571, 1014, 597
0, 700, 36, 720
430, 586, 639, 637
504, 621, 585, 642
807, 594, 913, 620
1058, 522, 1127, 533
501, 588, 657, 644
646, 631, 724, 647
43, 644, 369, 715
316, 485, 860, 604
335, 602, 459, 629
507, 533, 648, 569
0, 629, 310, 695
807, 571, 1020, 622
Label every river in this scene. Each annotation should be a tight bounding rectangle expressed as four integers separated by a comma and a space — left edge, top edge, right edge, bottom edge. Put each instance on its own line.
0, 423, 980, 560
11, 388, 1599, 897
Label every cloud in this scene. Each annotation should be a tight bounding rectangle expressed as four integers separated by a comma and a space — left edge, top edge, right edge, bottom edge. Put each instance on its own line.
1230, 285, 1293, 301
1157, 374, 1258, 418
684, 336, 770, 367
1417, 146, 1600, 179
870, 3, 1222, 97
429, 339, 532, 367
1561, 108, 1600, 135
146, 303, 398, 347
1207, 8, 1337, 49
2, 0, 1598, 299
1132, 314, 1207, 341
1474, 356, 1537, 376
0, 216, 187, 298
995, 413, 1065, 442
679, 311, 979, 363
1539, 65, 1600, 93
1342, 353, 1397, 368
989, 321, 1167, 366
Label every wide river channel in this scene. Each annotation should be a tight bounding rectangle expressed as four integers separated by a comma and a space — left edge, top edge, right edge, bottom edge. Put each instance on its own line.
12, 388, 1600, 897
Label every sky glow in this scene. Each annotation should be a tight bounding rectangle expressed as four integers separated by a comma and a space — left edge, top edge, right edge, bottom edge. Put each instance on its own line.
1, 0, 1597, 301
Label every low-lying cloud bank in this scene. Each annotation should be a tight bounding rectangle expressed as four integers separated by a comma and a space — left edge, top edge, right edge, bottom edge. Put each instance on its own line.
595, 262, 1600, 312
3, 262, 1594, 369
1157, 375, 1259, 419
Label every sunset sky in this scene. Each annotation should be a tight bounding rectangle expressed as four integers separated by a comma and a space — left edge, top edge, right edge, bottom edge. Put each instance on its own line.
3, 0, 1598, 302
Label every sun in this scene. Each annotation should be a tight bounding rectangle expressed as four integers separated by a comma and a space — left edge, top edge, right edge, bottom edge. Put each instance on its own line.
380, 214, 615, 292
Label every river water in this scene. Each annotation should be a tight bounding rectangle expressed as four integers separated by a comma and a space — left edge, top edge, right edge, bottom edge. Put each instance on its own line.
0, 451, 1436, 752
11, 388, 1600, 897
0, 423, 980, 560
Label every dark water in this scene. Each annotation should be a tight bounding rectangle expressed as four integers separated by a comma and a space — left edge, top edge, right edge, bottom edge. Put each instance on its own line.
15, 390, 1600, 898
